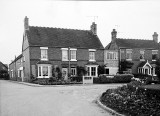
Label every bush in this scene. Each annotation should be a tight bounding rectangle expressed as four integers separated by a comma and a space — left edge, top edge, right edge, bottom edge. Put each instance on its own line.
70, 76, 82, 82
93, 77, 100, 84
98, 74, 133, 83
100, 84, 160, 116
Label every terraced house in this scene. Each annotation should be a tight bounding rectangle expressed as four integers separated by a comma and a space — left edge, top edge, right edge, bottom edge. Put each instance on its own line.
9, 16, 104, 82
105, 29, 159, 76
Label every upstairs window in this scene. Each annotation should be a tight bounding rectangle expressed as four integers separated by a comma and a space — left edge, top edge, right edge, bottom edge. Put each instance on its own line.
106, 52, 118, 60
62, 48, 68, 61
40, 47, 48, 60
152, 50, 158, 61
126, 49, 132, 60
70, 48, 77, 61
89, 49, 96, 61
140, 49, 145, 61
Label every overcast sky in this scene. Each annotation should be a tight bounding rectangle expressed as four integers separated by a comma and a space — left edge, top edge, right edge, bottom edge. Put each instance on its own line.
0, 0, 160, 64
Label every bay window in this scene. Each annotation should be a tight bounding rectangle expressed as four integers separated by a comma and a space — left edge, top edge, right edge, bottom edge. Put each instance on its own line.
86, 65, 98, 77
38, 65, 52, 78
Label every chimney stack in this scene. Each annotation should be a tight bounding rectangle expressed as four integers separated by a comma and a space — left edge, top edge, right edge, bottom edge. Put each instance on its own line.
153, 32, 158, 43
90, 22, 97, 35
24, 16, 29, 30
111, 29, 117, 42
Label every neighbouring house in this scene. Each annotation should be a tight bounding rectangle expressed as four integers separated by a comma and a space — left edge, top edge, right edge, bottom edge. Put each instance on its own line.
9, 54, 24, 81
0, 61, 8, 79
9, 16, 104, 82
104, 29, 159, 76
0, 61, 8, 71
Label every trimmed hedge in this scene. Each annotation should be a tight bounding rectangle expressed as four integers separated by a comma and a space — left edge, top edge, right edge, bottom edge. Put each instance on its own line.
97, 74, 133, 83
70, 76, 82, 82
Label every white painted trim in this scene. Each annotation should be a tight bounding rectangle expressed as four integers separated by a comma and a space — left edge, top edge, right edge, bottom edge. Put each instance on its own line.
70, 59, 77, 61
61, 48, 68, 50
89, 49, 96, 51
40, 47, 48, 49
70, 48, 77, 50
143, 61, 152, 68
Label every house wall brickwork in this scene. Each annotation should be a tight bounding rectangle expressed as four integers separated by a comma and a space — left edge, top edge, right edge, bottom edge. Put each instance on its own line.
28, 47, 104, 79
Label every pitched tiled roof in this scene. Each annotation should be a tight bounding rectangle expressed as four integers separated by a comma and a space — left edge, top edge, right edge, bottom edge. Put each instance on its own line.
115, 38, 159, 49
27, 26, 104, 49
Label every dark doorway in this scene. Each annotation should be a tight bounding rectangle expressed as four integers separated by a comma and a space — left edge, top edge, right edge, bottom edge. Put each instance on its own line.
105, 68, 109, 74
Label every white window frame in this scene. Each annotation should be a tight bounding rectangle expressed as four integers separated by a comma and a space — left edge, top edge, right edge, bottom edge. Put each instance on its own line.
70, 48, 77, 61
106, 52, 118, 60
61, 48, 68, 61
40, 47, 48, 61
71, 68, 76, 76
152, 50, 158, 61
37, 64, 52, 78
89, 49, 96, 62
140, 49, 145, 61
126, 49, 132, 61
86, 65, 98, 77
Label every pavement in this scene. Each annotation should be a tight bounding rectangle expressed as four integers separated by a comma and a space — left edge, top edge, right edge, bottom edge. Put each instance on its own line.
0, 80, 123, 116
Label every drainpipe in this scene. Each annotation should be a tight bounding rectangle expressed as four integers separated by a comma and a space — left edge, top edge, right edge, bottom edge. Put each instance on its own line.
118, 48, 121, 73
15, 55, 17, 81
68, 47, 71, 75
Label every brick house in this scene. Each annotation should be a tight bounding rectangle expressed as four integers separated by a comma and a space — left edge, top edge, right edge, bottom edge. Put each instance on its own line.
0, 62, 8, 71
104, 29, 159, 76
9, 54, 24, 81
11, 16, 104, 82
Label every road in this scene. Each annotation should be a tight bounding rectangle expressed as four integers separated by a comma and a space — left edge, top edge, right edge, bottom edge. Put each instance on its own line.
0, 80, 123, 116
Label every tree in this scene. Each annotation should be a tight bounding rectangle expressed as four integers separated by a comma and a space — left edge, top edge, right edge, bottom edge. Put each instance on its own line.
155, 59, 160, 81
76, 66, 87, 77
120, 60, 134, 73
98, 65, 105, 76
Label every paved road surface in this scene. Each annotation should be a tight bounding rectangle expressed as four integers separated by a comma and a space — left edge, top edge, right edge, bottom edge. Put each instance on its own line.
0, 80, 123, 116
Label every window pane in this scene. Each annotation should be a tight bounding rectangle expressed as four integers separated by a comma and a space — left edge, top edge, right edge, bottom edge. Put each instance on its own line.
43, 66, 48, 76
91, 67, 96, 76
71, 50, 76, 60
39, 67, 41, 76
62, 50, 68, 61
41, 49, 48, 59
87, 67, 90, 76
89, 52, 95, 60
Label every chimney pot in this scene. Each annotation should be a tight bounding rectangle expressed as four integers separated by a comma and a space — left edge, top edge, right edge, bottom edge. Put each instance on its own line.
153, 32, 158, 43
90, 22, 97, 35
24, 16, 29, 30
111, 29, 117, 42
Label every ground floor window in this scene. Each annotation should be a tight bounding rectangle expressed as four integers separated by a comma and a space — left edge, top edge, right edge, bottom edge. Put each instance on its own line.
71, 68, 76, 76
38, 65, 52, 78
86, 65, 98, 77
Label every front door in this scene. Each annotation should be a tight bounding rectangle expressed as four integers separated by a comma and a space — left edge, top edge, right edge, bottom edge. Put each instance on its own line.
62, 68, 68, 80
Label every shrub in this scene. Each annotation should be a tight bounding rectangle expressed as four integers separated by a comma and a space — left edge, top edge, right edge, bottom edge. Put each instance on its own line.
93, 77, 100, 84
98, 74, 133, 83
70, 76, 82, 82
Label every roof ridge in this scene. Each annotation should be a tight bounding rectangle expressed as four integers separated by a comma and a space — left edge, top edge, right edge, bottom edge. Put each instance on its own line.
29, 25, 89, 32
117, 38, 152, 41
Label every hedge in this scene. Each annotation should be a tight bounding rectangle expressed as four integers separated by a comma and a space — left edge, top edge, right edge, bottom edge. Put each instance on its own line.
97, 74, 133, 83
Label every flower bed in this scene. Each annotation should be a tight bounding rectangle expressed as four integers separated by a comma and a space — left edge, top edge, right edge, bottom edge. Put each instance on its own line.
100, 84, 160, 116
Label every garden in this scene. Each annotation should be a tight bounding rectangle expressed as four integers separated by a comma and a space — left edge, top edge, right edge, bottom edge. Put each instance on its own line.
100, 74, 160, 116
